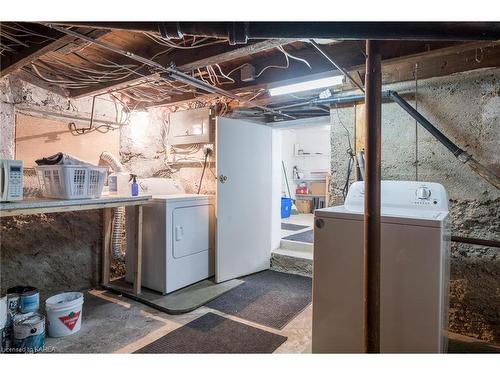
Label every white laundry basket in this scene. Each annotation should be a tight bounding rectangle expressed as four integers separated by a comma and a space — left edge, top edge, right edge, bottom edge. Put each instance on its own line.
36, 165, 107, 199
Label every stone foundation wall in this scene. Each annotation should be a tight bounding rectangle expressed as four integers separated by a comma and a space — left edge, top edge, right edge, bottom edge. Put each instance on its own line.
330, 67, 500, 343
120, 106, 216, 194
0, 74, 125, 295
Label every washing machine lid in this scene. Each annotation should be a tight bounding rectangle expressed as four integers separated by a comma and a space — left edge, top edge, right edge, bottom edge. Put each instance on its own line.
316, 180, 449, 228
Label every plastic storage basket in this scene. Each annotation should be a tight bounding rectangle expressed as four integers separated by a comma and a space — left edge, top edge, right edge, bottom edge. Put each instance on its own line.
36, 165, 107, 199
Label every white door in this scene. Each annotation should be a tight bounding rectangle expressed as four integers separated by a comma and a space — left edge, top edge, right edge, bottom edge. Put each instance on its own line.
216, 117, 273, 282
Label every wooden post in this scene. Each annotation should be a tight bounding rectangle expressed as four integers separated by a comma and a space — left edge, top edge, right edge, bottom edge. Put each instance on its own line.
133, 205, 143, 295
364, 40, 382, 354
101, 207, 113, 285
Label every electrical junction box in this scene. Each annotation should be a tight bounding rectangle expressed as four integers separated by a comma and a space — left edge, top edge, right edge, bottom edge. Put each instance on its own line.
168, 107, 214, 145
240, 64, 256, 82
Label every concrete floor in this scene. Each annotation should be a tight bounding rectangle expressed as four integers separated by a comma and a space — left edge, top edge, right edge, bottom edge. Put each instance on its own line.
45, 288, 500, 354
45, 289, 312, 353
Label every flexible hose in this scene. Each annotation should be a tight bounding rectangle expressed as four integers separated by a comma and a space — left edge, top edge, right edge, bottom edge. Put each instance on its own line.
111, 207, 126, 260
99, 151, 127, 260
99, 151, 126, 172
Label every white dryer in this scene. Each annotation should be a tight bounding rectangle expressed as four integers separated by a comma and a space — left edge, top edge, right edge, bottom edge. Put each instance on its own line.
312, 180, 450, 353
125, 179, 215, 294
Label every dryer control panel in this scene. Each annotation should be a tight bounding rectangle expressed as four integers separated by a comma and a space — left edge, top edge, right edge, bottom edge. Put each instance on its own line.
344, 180, 448, 212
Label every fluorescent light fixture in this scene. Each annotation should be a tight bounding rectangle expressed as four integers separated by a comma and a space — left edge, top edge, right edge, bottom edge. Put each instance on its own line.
269, 75, 344, 96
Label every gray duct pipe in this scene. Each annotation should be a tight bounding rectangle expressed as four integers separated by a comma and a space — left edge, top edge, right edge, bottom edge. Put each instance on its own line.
100, 151, 126, 261
357, 151, 366, 181
386, 91, 500, 190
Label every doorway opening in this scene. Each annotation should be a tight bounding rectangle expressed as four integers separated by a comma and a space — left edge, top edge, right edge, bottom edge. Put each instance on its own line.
271, 118, 332, 273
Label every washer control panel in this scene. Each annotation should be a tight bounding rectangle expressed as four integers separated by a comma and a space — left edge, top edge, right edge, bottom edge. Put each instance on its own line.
345, 180, 448, 212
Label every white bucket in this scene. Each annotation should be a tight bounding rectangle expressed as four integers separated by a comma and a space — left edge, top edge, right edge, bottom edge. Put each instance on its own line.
45, 292, 84, 338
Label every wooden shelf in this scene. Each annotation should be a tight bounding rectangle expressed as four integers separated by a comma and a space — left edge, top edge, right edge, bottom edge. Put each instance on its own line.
0, 195, 152, 217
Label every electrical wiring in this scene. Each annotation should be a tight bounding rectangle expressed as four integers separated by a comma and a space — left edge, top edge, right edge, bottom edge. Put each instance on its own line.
2, 23, 58, 41
0, 31, 30, 48
143, 32, 227, 50
214, 63, 235, 83
18, 37, 175, 93
197, 148, 211, 194
67, 95, 123, 136
207, 65, 222, 85
212, 45, 312, 85
196, 68, 211, 85
68, 121, 119, 135
255, 47, 291, 78
1, 23, 58, 56
334, 104, 356, 199
277, 45, 312, 69
29, 64, 91, 86
40, 54, 141, 83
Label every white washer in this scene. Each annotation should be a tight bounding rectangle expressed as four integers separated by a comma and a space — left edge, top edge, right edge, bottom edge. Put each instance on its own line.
125, 179, 215, 294
312, 180, 450, 353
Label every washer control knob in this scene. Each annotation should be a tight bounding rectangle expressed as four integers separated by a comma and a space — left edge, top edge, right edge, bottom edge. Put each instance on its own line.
417, 187, 431, 200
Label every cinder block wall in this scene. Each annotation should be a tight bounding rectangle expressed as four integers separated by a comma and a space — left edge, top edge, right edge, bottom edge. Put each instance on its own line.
330, 67, 500, 343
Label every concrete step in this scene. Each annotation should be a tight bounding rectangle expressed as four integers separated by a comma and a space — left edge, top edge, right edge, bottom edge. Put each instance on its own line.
280, 239, 313, 254
271, 247, 313, 277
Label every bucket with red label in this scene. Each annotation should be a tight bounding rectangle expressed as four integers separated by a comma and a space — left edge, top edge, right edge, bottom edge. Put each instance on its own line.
45, 292, 84, 338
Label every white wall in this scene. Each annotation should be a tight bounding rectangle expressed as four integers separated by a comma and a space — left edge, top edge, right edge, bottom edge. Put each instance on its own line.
280, 125, 331, 199
271, 129, 282, 251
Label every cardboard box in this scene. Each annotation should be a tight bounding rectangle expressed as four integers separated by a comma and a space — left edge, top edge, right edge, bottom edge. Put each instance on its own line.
309, 181, 326, 196
296, 199, 313, 214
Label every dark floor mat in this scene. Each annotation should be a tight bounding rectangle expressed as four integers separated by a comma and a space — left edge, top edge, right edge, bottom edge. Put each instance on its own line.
282, 229, 313, 243
134, 312, 287, 353
281, 223, 309, 231
206, 270, 312, 330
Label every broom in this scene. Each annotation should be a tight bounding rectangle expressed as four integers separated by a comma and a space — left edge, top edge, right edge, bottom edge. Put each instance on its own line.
282, 161, 298, 215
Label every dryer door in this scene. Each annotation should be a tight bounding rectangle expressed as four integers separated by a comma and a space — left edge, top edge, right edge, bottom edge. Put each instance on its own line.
172, 204, 211, 259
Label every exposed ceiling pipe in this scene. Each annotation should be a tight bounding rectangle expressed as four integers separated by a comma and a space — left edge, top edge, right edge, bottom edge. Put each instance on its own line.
44, 24, 293, 120
49, 22, 500, 42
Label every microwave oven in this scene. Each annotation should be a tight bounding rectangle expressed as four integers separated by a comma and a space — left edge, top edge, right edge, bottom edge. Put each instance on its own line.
0, 159, 23, 202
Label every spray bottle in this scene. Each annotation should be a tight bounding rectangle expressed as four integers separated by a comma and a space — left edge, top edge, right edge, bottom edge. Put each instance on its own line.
130, 174, 139, 197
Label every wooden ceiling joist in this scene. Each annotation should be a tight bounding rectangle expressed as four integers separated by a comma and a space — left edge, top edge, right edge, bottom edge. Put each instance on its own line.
67, 38, 303, 99
1, 28, 69, 78
0, 26, 105, 78
1, 24, 111, 98
158, 40, 500, 109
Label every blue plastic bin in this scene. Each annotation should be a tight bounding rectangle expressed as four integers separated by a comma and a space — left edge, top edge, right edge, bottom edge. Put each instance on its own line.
281, 197, 293, 219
